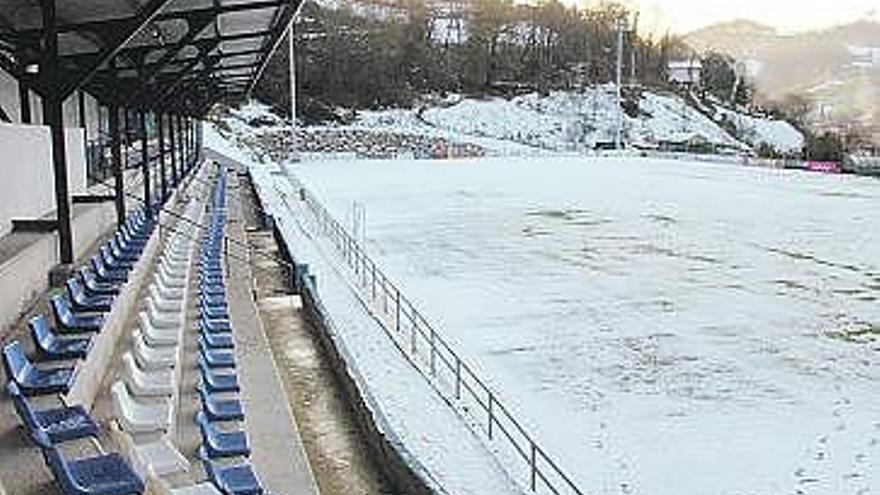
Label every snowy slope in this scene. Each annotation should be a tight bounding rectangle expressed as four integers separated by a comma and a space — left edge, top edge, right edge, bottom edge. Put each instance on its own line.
713, 105, 805, 154
225, 90, 801, 159
409, 87, 752, 152
293, 156, 880, 495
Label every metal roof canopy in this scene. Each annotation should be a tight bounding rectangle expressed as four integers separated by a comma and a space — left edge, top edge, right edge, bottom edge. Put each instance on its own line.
0, 0, 300, 116
0, 0, 300, 267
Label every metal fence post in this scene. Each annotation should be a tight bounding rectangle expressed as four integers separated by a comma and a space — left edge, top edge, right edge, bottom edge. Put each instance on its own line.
530, 442, 537, 491
429, 327, 436, 375
395, 289, 401, 332
411, 317, 417, 354
455, 357, 462, 399
488, 393, 494, 439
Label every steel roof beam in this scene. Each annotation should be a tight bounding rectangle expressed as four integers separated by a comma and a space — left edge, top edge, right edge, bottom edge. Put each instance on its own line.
2, 0, 285, 40
247, 0, 301, 94
56, 0, 175, 100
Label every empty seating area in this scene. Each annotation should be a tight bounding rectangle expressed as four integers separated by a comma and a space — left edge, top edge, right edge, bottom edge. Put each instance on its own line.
3, 207, 157, 494
1, 158, 318, 495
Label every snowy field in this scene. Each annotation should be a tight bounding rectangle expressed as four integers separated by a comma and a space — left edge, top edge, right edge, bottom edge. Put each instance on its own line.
290, 156, 880, 495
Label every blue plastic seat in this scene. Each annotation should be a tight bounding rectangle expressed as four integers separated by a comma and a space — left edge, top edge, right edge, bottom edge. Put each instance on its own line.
109, 239, 140, 262
196, 385, 244, 422
3, 341, 74, 396
200, 278, 226, 290
202, 457, 262, 495
200, 303, 229, 321
200, 332, 234, 350
195, 412, 250, 459
29, 315, 91, 360
199, 344, 236, 369
101, 246, 134, 271
7, 381, 98, 443
90, 256, 128, 284
52, 296, 103, 333
66, 279, 114, 313
114, 231, 145, 250
114, 235, 144, 258
78, 268, 120, 298
200, 317, 232, 334
197, 358, 239, 393
121, 224, 148, 244
200, 270, 224, 281
200, 293, 227, 307
32, 429, 145, 495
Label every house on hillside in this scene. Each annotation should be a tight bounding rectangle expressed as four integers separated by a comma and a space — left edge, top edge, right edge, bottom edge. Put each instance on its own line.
667, 60, 703, 88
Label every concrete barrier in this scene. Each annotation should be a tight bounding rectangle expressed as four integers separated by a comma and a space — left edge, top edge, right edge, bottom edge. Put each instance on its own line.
63, 220, 161, 410
266, 219, 437, 495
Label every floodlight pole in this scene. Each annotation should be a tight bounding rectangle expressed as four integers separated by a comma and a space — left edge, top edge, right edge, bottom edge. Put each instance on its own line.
614, 18, 624, 150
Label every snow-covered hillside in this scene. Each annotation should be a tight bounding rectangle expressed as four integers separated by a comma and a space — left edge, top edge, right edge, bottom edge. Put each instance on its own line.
220, 87, 804, 159
713, 104, 804, 153
362, 86, 802, 155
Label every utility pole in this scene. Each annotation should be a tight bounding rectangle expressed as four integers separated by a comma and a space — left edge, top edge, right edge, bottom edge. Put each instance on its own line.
288, 23, 299, 162
614, 18, 625, 150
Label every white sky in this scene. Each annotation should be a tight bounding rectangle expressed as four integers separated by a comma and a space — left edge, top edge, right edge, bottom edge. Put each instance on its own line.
599, 0, 879, 34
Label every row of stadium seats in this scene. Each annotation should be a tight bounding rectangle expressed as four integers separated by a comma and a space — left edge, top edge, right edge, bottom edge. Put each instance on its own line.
3, 208, 157, 495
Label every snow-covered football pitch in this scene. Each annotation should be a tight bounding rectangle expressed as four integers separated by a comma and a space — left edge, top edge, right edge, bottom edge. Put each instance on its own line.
289, 155, 879, 495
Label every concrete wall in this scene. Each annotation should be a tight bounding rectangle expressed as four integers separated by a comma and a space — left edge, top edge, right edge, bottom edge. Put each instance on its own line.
263, 217, 436, 495
0, 67, 100, 132
0, 123, 90, 237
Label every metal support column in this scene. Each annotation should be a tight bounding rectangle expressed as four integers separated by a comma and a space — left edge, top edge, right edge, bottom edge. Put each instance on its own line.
177, 115, 186, 179
140, 110, 151, 210
41, 0, 73, 265
157, 112, 167, 200
109, 105, 125, 224
186, 117, 192, 168
122, 109, 130, 171
168, 113, 177, 186
78, 90, 87, 167
19, 81, 31, 124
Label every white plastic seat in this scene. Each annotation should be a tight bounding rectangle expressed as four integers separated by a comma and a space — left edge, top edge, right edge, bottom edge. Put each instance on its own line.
111, 381, 173, 434
160, 259, 188, 278
160, 257, 188, 273
111, 423, 190, 479
146, 299, 182, 329
122, 352, 174, 397
133, 438, 190, 477
153, 280, 185, 301
149, 286, 182, 313
164, 250, 190, 264
157, 267, 187, 288
139, 312, 179, 346
162, 249, 189, 265
132, 330, 176, 370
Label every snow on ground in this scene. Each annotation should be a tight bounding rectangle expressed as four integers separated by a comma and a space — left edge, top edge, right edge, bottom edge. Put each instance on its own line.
713, 105, 805, 154
417, 87, 750, 152
290, 155, 880, 495
346, 107, 553, 157
224, 89, 802, 160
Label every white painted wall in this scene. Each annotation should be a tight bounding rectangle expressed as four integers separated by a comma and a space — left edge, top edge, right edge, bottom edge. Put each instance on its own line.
0, 123, 90, 237
0, 124, 54, 237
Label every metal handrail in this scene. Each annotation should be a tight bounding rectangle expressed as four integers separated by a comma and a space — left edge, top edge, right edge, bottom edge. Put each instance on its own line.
278, 175, 585, 495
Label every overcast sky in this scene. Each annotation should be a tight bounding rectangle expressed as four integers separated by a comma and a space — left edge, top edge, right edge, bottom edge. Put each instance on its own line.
605, 0, 879, 34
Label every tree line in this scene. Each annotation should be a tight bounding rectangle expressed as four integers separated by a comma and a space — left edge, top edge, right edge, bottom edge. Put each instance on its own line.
256, 0, 700, 118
